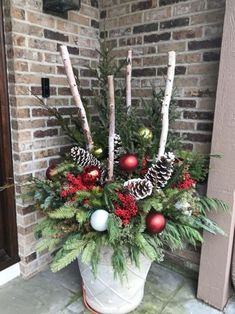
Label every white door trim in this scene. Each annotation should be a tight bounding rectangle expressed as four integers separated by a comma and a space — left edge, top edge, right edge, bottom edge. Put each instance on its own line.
0, 263, 20, 286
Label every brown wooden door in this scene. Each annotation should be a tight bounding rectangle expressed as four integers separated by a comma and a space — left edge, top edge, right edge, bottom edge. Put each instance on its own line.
0, 1, 19, 271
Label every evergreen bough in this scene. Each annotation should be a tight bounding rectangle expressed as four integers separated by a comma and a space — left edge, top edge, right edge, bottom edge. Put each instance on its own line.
30, 39, 228, 280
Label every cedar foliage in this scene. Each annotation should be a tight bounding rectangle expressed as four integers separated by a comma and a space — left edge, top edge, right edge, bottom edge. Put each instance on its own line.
33, 166, 228, 279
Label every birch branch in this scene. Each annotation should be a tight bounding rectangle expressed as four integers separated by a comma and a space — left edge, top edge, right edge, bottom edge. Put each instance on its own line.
126, 49, 132, 111
60, 45, 94, 151
158, 51, 176, 159
108, 75, 115, 181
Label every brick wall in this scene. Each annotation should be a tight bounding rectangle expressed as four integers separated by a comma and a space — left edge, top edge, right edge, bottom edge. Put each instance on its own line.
100, 0, 225, 154
3, 0, 99, 277
2, 0, 225, 277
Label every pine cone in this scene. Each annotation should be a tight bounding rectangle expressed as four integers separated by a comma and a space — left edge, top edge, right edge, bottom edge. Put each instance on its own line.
70, 147, 101, 168
114, 134, 125, 162
71, 146, 108, 184
100, 168, 108, 185
124, 179, 153, 200
145, 152, 175, 190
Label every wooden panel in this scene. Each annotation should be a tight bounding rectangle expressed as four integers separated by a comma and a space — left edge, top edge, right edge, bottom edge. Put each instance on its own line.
0, 0, 19, 271
0, 201, 5, 249
197, 0, 235, 310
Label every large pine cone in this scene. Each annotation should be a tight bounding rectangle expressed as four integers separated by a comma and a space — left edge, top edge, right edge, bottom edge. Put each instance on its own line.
124, 178, 153, 200
70, 147, 101, 168
145, 152, 175, 190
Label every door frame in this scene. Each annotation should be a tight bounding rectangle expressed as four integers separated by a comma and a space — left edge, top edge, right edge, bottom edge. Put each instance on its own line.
0, 0, 19, 271
197, 0, 235, 310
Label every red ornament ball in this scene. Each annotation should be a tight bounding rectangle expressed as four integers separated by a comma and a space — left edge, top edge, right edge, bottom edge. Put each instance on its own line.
46, 165, 57, 180
81, 166, 101, 185
119, 154, 138, 172
146, 213, 166, 234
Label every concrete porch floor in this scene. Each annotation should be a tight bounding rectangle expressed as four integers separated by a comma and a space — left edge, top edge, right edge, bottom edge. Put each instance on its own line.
0, 262, 234, 314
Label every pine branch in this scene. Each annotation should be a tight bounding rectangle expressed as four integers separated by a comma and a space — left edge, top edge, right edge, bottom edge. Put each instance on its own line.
32, 94, 84, 145
51, 247, 84, 272
103, 182, 120, 210
161, 222, 184, 250
199, 196, 229, 212
176, 150, 210, 182
144, 233, 164, 261
107, 214, 122, 244
90, 236, 102, 275
135, 234, 157, 261
138, 196, 163, 213
81, 241, 96, 264
191, 216, 226, 236
111, 247, 127, 280
49, 204, 76, 219
62, 235, 83, 250
128, 245, 140, 268
55, 161, 83, 175
175, 223, 203, 246
76, 210, 89, 225
36, 238, 61, 252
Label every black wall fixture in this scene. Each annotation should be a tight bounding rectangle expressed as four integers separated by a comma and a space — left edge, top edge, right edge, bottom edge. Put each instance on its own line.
41, 78, 50, 98
43, 0, 81, 19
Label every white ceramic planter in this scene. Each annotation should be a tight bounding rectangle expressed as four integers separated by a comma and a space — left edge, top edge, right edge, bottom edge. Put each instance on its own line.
77, 247, 152, 314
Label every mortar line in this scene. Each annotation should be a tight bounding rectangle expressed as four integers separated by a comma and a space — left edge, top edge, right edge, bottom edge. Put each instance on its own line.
157, 280, 186, 314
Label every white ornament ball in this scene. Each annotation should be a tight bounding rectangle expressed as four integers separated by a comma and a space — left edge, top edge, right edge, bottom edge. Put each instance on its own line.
175, 200, 191, 210
90, 209, 109, 232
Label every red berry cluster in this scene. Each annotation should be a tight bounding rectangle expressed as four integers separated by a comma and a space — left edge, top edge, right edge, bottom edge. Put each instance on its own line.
60, 166, 101, 199
114, 193, 138, 225
60, 173, 89, 198
177, 172, 196, 190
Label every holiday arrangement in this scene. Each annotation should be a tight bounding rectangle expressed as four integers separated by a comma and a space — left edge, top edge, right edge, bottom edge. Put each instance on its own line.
32, 42, 227, 313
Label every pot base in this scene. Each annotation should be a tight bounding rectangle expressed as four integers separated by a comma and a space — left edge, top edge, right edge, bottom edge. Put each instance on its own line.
78, 247, 151, 314
84, 289, 144, 314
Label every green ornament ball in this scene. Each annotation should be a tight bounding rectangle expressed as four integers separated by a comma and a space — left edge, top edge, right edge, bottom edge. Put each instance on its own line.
138, 127, 153, 141
92, 146, 104, 158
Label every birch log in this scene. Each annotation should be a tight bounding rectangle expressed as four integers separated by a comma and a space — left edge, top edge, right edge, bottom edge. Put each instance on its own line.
60, 45, 94, 151
158, 51, 176, 159
108, 75, 115, 181
126, 50, 132, 110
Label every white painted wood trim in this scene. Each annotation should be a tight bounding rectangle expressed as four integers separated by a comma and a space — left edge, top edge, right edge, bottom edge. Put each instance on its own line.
0, 263, 20, 286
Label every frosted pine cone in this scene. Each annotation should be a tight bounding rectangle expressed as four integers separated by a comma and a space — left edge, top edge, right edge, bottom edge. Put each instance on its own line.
70, 146, 101, 168
145, 152, 175, 190
124, 178, 153, 200
114, 134, 125, 162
